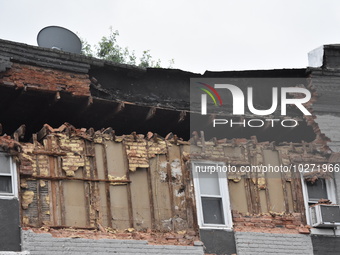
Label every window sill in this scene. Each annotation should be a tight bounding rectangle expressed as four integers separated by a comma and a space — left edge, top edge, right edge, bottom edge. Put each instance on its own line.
199, 226, 233, 231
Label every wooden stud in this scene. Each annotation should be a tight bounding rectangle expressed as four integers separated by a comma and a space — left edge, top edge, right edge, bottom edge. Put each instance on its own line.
179, 145, 194, 228
244, 173, 254, 214
278, 150, 290, 213
122, 141, 134, 228
101, 143, 113, 228
13, 124, 26, 142
146, 167, 156, 229
165, 144, 176, 231
200, 131, 206, 152
35, 155, 42, 227
82, 139, 92, 227
264, 172, 272, 212
56, 155, 66, 226
46, 136, 58, 226
146, 107, 156, 120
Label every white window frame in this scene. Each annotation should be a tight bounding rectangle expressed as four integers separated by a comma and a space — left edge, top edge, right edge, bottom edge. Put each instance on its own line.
191, 161, 233, 229
301, 173, 337, 226
0, 152, 18, 198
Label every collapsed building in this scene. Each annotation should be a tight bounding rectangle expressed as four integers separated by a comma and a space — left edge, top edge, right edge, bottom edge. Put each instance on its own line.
0, 38, 339, 255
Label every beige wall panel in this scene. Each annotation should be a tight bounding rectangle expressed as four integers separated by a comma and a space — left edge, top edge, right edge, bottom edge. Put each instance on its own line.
110, 185, 130, 229
98, 183, 108, 226
229, 179, 248, 213
149, 155, 172, 231
129, 169, 152, 230
106, 141, 126, 176
63, 181, 87, 227
263, 150, 285, 213
94, 144, 105, 179
259, 190, 268, 213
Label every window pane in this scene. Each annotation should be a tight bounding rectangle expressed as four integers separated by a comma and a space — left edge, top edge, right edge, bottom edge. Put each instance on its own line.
202, 197, 224, 224
198, 170, 220, 195
307, 179, 328, 201
0, 154, 11, 174
0, 176, 12, 193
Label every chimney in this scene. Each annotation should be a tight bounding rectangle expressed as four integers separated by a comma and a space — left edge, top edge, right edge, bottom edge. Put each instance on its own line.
308, 44, 340, 69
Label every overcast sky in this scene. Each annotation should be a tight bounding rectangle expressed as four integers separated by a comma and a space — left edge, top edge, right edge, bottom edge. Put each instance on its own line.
1, 0, 340, 73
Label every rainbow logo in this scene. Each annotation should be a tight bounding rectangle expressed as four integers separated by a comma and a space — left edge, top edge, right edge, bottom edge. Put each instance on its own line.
198, 82, 223, 106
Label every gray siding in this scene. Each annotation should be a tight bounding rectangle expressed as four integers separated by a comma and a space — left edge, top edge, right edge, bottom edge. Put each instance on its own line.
235, 232, 313, 255
22, 230, 204, 255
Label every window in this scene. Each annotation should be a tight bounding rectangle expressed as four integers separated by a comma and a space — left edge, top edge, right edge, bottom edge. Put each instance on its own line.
192, 161, 232, 229
302, 175, 337, 227
305, 178, 336, 206
0, 153, 17, 197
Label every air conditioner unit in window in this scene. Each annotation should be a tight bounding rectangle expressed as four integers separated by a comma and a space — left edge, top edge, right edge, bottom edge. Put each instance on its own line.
310, 204, 340, 228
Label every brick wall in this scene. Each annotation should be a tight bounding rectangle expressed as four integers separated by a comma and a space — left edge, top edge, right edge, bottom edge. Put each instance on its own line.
232, 210, 307, 233
0, 63, 90, 96
21, 230, 204, 255
235, 232, 313, 255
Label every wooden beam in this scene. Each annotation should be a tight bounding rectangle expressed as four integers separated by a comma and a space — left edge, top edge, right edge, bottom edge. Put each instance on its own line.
13, 124, 26, 142
122, 141, 134, 228
56, 155, 66, 226
101, 143, 112, 228
46, 136, 59, 226
21, 175, 131, 183
146, 107, 156, 121
165, 145, 176, 231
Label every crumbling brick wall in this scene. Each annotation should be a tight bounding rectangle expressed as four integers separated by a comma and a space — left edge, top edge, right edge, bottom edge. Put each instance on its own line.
190, 133, 330, 234
0, 63, 90, 96
18, 123, 199, 245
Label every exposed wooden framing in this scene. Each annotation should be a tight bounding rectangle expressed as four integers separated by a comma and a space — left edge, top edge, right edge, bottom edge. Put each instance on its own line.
146, 106, 156, 120
294, 169, 307, 224
264, 172, 272, 212
82, 141, 92, 227
32, 150, 67, 156
165, 143, 176, 231
35, 155, 42, 226
46, 136, 58, 225
278, 150, 290, 213
250, 148, 261, 214
260, 148, 271, 212
146, 167, 156, 229
56, 156, 66, 225
13, 124, 26, 142
145, 137, 156, 229
200, 131, 206, 152
248, 173, 258, 214
290, 171, 299, 212
244, 173, 254, 213
178, 110, 186, 123
86, 140, 100, 226
180, 145, 194, 229
281, 171, 290, 213
254, 171, 261, 214
101, 143, 112, 228
37, 124, 51, 141
122, 141, 134, 228
44, 225, 97, 230
23, 175, 131, 183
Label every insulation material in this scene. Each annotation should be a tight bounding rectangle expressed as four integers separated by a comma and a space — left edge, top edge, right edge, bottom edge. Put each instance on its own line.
22, 191, 34, 210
